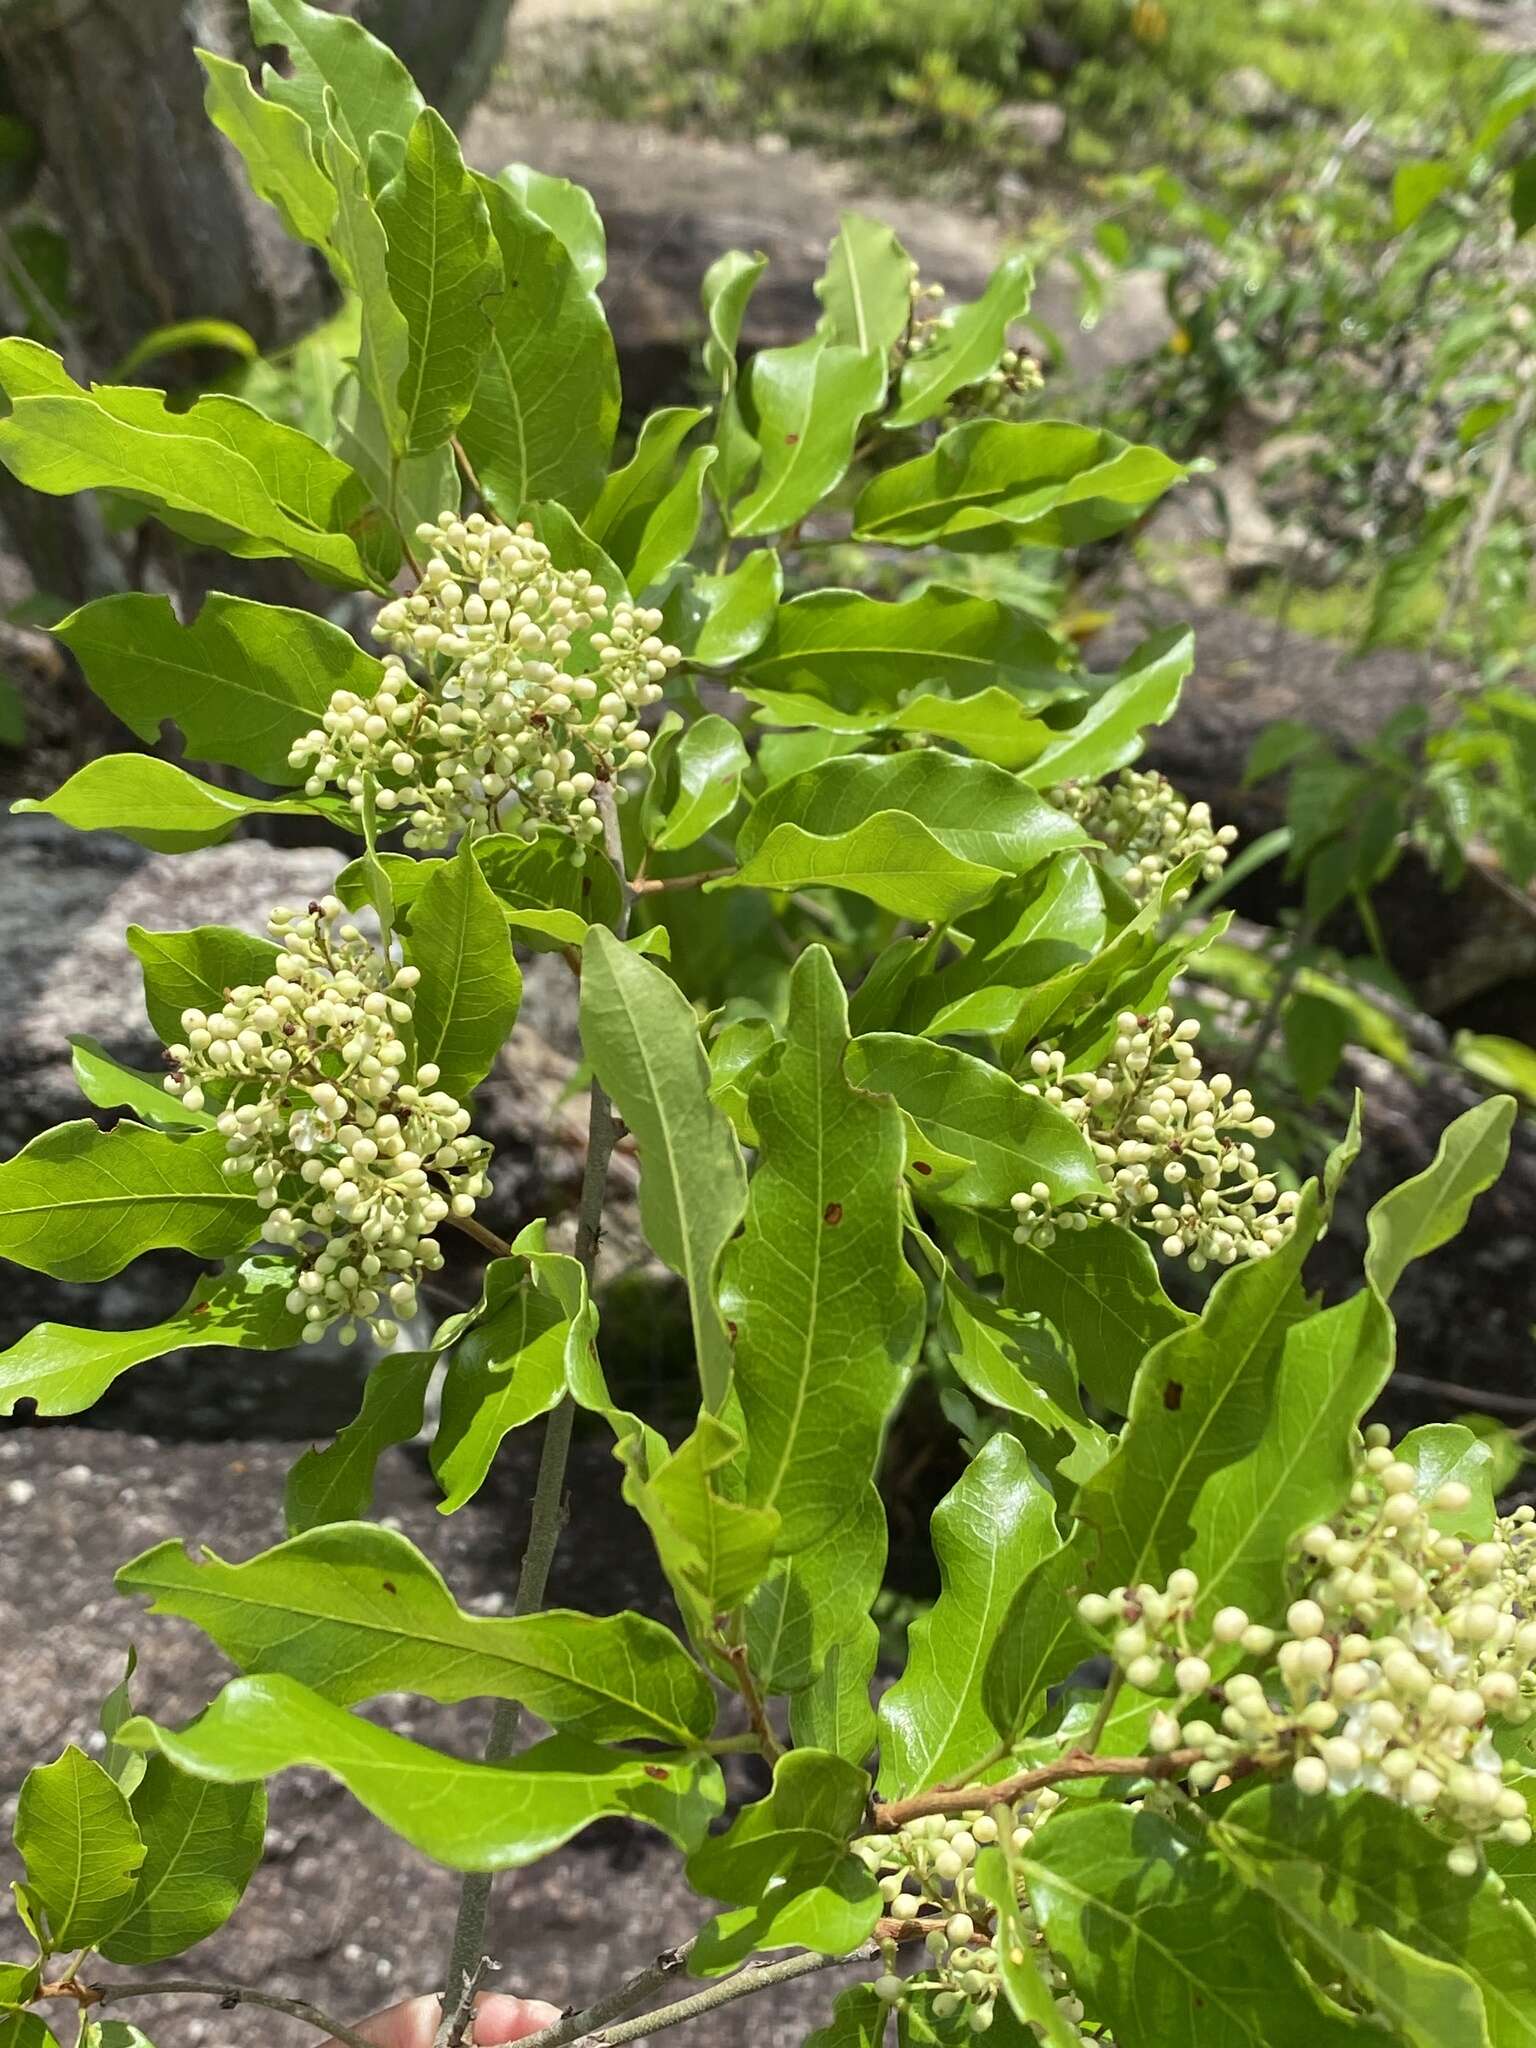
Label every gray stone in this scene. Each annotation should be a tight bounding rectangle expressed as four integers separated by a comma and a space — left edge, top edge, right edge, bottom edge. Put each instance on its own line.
994, 101, 1067, 152
1215, 65, 1289, 124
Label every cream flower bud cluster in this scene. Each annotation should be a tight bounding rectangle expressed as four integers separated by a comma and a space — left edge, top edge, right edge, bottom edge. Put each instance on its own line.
857, 1801, 1100, 2041
1009, 1007, 1297, 1270
288, 513, 681, 850
1076, 1428, 1536, 1872
899, 265, 1042, 412
162, 898, 491, 1345
1047, 769, 1238, 904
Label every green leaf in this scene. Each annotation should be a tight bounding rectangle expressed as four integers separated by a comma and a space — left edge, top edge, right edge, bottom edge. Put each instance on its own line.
14, 1748, 145, 1950
197, 52, 338, 252
1020, 627, 1193, 786
852, 419, 1186, 550
250, 0, 422, 184
847, 1035, 1100, 1210
1394, 158, 1456, 230
729, 750, 1085, 920
731, 946, 923, 1550
1022, 1801, 1370, 2048
746, 1479, 886, 1697
341, 833, 620, 952
886, 253, 1033, 429
579, 929, 747, 1411
735, 585, 1066, 744
789, 1617, 879, 1765
119, 1520, 714, 1746
0, 1966, 41, 2009
98, 1762, 264, 1967
0, 1122, 258, 1284
378, 110, 501, 456
0, 1256, 302, 1420
937, 1272, 1111, 1484
618, 1412, 780, 1649
0, 2014, 55, 2048
322, 118, 412, 475
1364, 1095, 1516, 1300
1400, 1422, 1497, 1538
55, 590, 384, 786
878, 1436, 1061, 1797
686, 1750, 879, 1974
458, 174, 620, 523
701, 249, 767, 511
643, 714, 749, 852
118, 1675, 723, 1870
729, 336, 885, 539
586, 407, 711, 591
68, 1037, 212, 1131
804, 1988, 888, 2048
496, 164, 606, 288
100, 1651, 144, 1797
16, 756, 319, 854
972, 1845, 1080, 2048
1069, 1186, 1321, 1595
815, 212, 913, 368
286, 1350, 436, 1533
127, 924, 279, 1048
431, 1262, 573, 1513
665, 549, 782, 668
0, 344, 380, 589
407, 836, 522, 1099
1215, 1785, 1536, 2048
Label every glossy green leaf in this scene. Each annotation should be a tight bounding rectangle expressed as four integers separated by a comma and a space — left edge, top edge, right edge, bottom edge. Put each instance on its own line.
580, 929, 747, 1411
0, 1966, 41, 2010
1216, 1785, 1536, 2048
879, 1436, 1060, 1796
458, 175, 620, 522
14, 1748, 145, 1950
937, 1273, 1110, 1485
496, 164, 606, 288
973, 1845, 1080, 2048
198, 51, 338, 251
378, 110, 501, 455
815, 212, 913, 367
119, 1676, 723, 1870
644, 714, 749, 852
322, 117, 412, 475
730, 336, 885, 539
899, 854, 1106, 1039
99, 1651, 144, 1797
853, 419, 1186, 550
119, 1520, 713, 1745
586, 407, 708, 585
98, 1762, 264, 1967
665, 548, 783, 667
1022, 1801, 1370, 2048
286, 1350, 436, 1534
0, 2018, 55, 2048
0, 343, 379, 588
407, 835, 522, 1099
68, 1038, 211, 1131
788, 1615, 880, 1765
431, 1261, 573, 1513
686, 1750, 879, 1974
618, 1412, 780, 1650
848, 1035, 1099, 1210
1020, 627, 1193, 787
1070, 1187, 1321, 1595
701, 249, 767, 511
0, 1257, 301, 1420
804, 1988, 888, 2048
731, 947, 923, 1549
0, 1122, 258, 1284
17, 755, 324, 853
341, 833, 620, 952
1401, 1422, 1497, 1539
729, 749, 1084, 920
55, 591, 384, 786
127, 924, 279, 1048
1364, 1095, 1516, 1300
886, 253, 1033, 429
249, 0, 422, 185
736, 586, 1065, 736
747, 1479, 886, 1697
117, 324, 265, 381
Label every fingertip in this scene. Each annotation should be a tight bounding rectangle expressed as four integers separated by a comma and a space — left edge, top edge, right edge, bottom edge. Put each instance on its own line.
472, 1995, 564, 2043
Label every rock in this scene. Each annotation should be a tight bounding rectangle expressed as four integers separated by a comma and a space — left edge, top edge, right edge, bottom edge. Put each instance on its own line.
1136, 457, 1297, 601
1215, 65, 1289, 124
0, 1426, 856, 2048
995, 100, 1067, 152
461, 107, 1172, 400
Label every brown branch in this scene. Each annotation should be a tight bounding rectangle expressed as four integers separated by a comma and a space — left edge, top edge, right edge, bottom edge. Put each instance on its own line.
93, 1980, 379, 2048
719, 1639, 783, 1764
628, 867, 735, 895
433, 1954, 496, 2048
871, 1748, 1205, 1829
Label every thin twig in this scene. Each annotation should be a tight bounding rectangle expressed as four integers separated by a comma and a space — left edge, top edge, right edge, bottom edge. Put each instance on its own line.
1387, 1371, 1536, 1419
720, 1639, 784, 1764
629, 867, 735, 895
572, 1945, 877, 2048
433, 1954, 497, 2048
872, 1748, 1204, 1830
94, 1980, 379, 2048
437, 784, 631, 2004
518, 1941, 698, 2048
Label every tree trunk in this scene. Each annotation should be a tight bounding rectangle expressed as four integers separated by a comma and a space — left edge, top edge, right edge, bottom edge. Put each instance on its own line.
360, 0, 515, 131
0, 0, 327, 372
